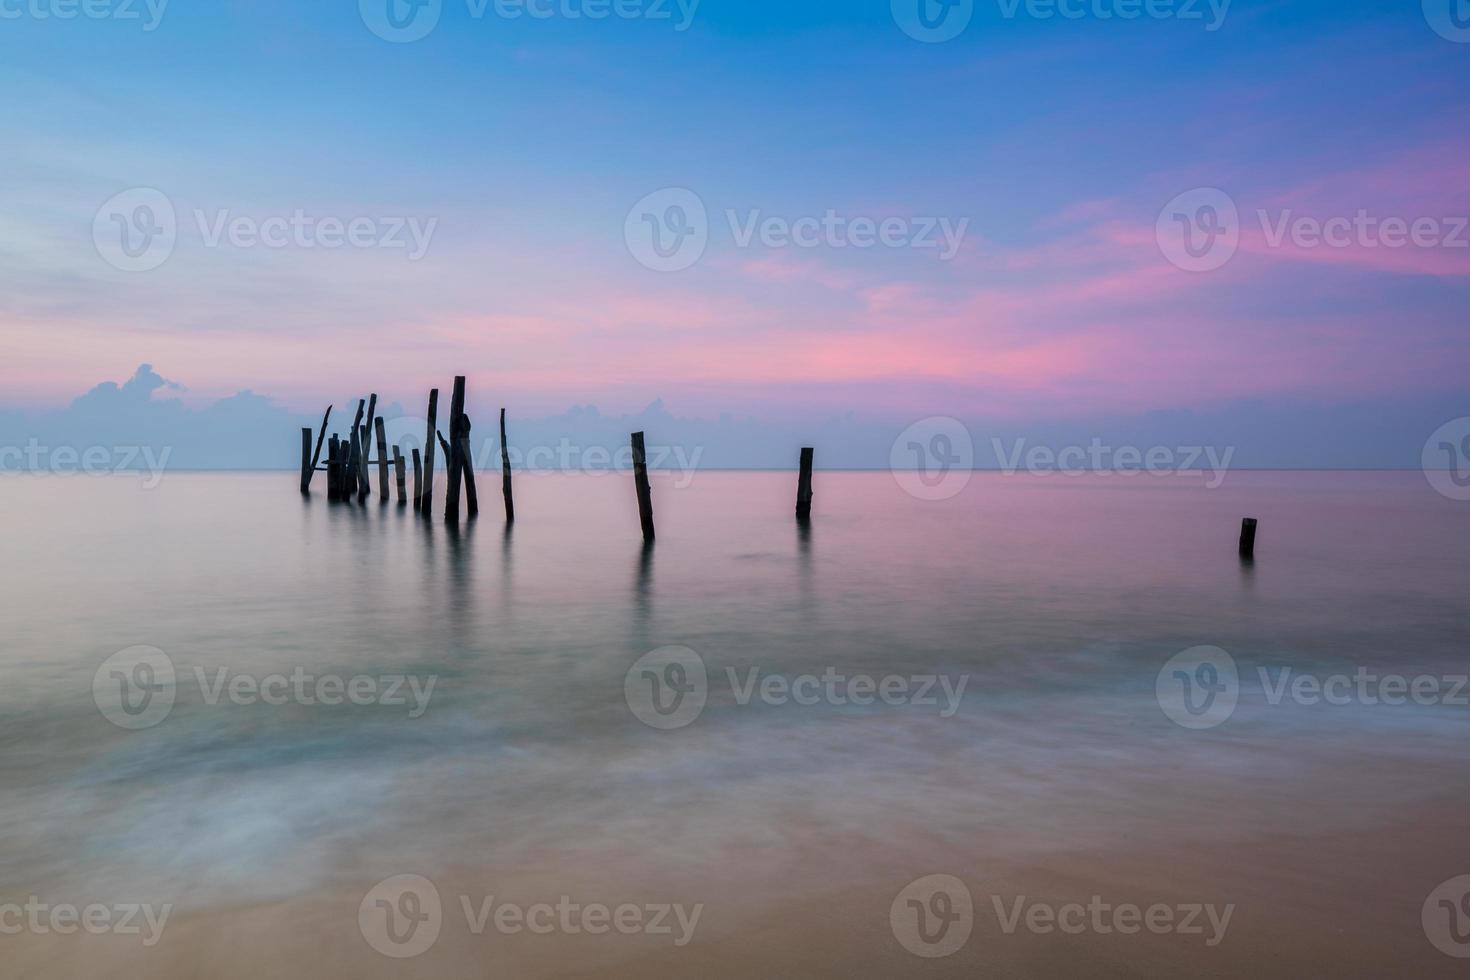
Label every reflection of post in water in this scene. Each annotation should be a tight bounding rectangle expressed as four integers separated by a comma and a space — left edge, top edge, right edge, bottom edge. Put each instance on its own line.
634, 540, 654, 626
796, 513, 814, 614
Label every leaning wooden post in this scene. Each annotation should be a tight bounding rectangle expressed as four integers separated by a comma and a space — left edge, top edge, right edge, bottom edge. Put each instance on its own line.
500, 408, 514, 523
393, 447, 408, 504
357, 424, 371, 500
421, 389, 439, 515
299, 428, 313, 493
1239, 518, 1258, 558
411, 448, 423, 512
444, 376, 467, 523
305, 405, 331, 491
375, 417, 390, 502
796, 447, 814, 520
460, 414, 478, 517
631, 431, 655, 542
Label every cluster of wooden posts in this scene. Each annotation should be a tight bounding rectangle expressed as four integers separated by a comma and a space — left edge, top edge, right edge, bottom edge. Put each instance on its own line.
298, 374, 820, 538
297, 375, 508, 524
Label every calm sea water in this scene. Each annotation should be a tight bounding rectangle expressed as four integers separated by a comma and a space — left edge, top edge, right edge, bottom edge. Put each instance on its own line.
1, 470, 1467, 969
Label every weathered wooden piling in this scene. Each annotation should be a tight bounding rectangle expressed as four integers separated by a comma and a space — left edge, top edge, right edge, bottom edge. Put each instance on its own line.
444, 376, 467, 523
421, 389, 439, 515
796, 447, 814, 520
393, 447, 408, 504
327, 435, 342, 500
375, 417, 390, 502
500, 408, 514, 523
347, 428, 362, 500
411, 448, 423, 512
1239, 517, 1258, 558
300, 428, 313, 493
631, 431, 655, 542
459, 414, 479, 518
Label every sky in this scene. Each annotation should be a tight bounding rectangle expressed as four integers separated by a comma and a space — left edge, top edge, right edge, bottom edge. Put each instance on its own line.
1, 0, 1467, 468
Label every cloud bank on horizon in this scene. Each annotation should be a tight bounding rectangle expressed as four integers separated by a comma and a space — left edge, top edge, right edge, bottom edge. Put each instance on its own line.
0, 0, 1465, 468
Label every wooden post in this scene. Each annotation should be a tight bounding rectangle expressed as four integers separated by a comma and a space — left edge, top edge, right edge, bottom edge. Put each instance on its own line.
327, 435, 341, 500
444, 376, 466, 523
421, 389, 438, 515
347, 427, 362, 500
375, 417, 390, 502
500, 408, 514, 523
1239, 518, 1258, 558
460, 414, 479, 518
796, 447, 814, 520
411, 448, 423, 512
357, 424, 371, 500
632, 431, 655, 542
393, 447, 408, 504
299, 428, 313, 493
305, 405, 331, 491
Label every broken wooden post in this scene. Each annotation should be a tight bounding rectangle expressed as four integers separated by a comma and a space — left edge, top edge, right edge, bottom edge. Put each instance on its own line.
393, 447, 408, 504
500, 408, 514, 523
1239, 517, 1258, 559
327, 435, 342, 500
411, 448, 423, 512
796, 447, 814, 520
444, 376, 466, 523
300, 428, 313, 493
421, 389, 439, 515
375, 417, 390, 503
304, 405, 331, 492
631, 431, 655, 542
